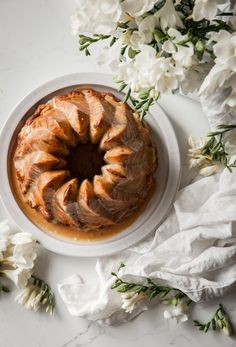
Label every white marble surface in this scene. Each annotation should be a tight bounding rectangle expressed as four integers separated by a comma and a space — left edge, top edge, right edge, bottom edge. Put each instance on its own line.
0, 1, 235, 346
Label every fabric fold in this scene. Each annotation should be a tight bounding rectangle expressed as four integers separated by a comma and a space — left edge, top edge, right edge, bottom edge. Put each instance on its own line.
58, 167, 236, 324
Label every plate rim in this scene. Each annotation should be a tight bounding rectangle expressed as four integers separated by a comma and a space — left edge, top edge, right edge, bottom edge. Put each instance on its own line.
0, 72, 181, 257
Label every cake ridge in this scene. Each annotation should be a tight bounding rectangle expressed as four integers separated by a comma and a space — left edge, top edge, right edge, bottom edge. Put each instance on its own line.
14, 88, 157, 231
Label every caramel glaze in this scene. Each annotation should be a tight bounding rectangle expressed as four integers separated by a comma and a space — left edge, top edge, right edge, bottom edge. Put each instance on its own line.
9, 144, 156, 242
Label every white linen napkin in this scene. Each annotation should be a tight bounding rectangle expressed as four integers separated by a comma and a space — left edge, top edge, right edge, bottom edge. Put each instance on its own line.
58, 167, 236, 324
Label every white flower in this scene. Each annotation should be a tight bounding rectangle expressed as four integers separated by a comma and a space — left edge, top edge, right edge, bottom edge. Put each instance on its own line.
0, 220, 10, 260
120, 28, 149, 51
137, 14, 159, 44
211, 31, 236, 70
121, 291, 145, 313
15, 277, 54, 314
96, 38, 123, 70
8, 234, 37, 270
199, 164, 221, 176
136, 0, 183, 39
15, 283, 44, 311
192, 0, 230, 21
200, 32, 236, 117
122, 0, 156, 17
188, 135, 210, 168
129, 30, 148, 50
71, 0, 122, 35
188, 136, 222, 176
164, 302, 189, 323
0, 221, 37, 288
200, 63, 236, 126
155, 0, 183, 32
117, 45, 184, 93
188, 135, 209, 154
3, 268, 32, 289
163, 28, 194, 68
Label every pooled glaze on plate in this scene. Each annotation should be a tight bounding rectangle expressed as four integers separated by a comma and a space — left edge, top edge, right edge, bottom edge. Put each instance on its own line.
9, 151, 156, 242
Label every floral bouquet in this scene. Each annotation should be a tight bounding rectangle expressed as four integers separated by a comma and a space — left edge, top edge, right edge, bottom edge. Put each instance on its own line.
71, 0, 236, 175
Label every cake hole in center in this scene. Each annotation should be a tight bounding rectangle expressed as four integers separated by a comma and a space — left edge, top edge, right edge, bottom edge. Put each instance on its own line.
67, 142, 105, 181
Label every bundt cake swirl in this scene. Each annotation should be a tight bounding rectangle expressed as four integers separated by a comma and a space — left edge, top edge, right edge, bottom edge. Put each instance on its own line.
14, 89, 157, 231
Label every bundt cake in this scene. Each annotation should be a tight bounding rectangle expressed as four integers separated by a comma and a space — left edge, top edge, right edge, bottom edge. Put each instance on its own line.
14, 89, 157, 231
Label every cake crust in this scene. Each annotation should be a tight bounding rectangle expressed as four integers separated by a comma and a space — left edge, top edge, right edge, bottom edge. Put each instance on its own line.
14, 89, 157, 231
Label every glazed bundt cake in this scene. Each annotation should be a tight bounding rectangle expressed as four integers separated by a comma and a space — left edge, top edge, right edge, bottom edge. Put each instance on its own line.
14, 89, 157, 231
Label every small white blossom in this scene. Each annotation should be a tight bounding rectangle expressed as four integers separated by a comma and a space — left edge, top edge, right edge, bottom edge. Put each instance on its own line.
7, 232, 37, 270
71, 0, 122, 35
15, 277, 54, 314
122, 0, 156, 17
211, 31, 236, 70
137, 14, 159, 44
188, 136, 210, 168
129, 31, 148, 50
188, 136, 222, 176
155, 0, 183, 32
200, 32, 236, 121
0, 221, 37, 288
121, 291, 145, 313
199, 164, 221, 176
163, 28, 194, 68
96, 38, 123, 70
15, 283, 44, 311
189, 135, 209, 151
192, 0, 231, 21
164, 302, 189, 323
117, 45, 184, 93
137, 0, 183, 39
200, 63, 236, 125
3, 268, 32, 289
0, 220, 10, 260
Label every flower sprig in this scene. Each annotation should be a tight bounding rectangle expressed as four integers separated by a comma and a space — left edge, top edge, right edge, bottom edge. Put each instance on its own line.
111, 264, 232, 336
202, 124, 236, 171
73, 0, 236, 119
194, 304, 232, 336
15, 275, 55, 315
115, 79, 159, 120
0, 220, 55, 315
78, 34, 111, 56
188, 124, 236, 176
111, 263, 192, 305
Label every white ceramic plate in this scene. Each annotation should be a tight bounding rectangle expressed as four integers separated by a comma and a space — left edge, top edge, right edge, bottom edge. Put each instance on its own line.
0, 73, 181, 257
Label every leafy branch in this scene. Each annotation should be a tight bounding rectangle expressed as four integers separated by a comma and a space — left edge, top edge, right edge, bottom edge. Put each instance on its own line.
194, 304, 232, 335
78, 34, 112, 56
30, 276, 55, 314
111, 264, 192, 305
202, 124, 236, 171
111, 264, 233, 336
115, 80, 159, 120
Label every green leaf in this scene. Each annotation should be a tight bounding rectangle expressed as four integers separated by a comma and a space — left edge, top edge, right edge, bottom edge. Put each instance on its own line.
117, 262, 125, 271
121, 45, 127, 56
154, 29, 166, 44
30, 276, 55, 315
118, 82, 127, 92
110, 37, 117, 47
111, 281, 121, 289
117, 283, 135, 292
138, 90, 150, 100
123, 88, 131, 103
128, 47, 138, 59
